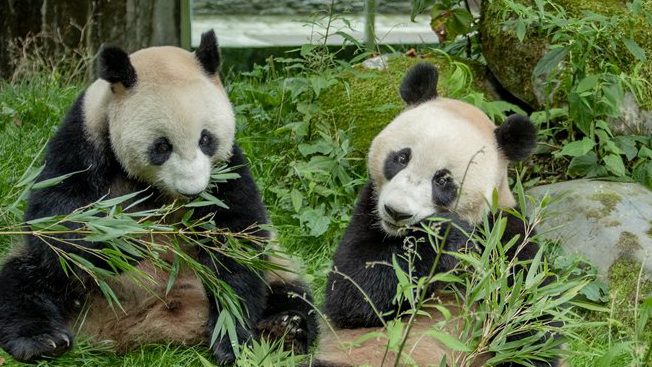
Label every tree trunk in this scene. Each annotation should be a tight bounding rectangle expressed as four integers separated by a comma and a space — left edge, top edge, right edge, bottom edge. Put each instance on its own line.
0, 0, 181, 80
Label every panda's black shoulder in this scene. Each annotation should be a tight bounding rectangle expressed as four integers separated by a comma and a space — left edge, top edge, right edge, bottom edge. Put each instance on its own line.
335, 183, 396, 255
192, 142, 270, 234
486, 209, 540, 262
26, 91, 121, 221
42, 91, 119, 179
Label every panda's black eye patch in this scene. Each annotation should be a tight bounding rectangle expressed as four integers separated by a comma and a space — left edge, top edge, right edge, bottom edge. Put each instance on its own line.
383, 148, 411, 180
432, 169, 457, 207
149, 137, 172, 166
199, 129, 217, 157
433, 170, 451, 186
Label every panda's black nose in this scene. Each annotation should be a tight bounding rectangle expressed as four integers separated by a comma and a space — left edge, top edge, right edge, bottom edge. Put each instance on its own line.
384, 205, 412, 222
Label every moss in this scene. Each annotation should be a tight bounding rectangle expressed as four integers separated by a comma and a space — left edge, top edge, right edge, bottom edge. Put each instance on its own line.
616, 231, 643, 253
608, 258, 652, 340
318, 54, 490, 155
586, 191, 621, 219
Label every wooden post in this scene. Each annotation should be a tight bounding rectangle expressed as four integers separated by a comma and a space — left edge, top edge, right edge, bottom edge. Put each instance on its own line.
364, 0, 376, 52
180, 0, 192, 50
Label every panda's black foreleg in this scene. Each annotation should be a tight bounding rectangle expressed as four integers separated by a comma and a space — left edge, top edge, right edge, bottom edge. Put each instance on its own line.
257, 280, 318, 354
196, 249, 267, 365
0, 252, 79, 361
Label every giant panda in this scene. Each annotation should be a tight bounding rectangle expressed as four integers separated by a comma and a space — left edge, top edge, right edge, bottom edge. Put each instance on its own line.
0, 30, 316, 364
308, 63, 559, 367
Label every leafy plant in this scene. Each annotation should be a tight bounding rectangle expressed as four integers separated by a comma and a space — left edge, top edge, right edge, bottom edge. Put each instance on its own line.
501, 0, 652, 188
410, 0, 479, 58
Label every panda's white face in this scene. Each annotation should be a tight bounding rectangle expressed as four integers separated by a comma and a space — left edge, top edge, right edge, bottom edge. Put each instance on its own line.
83, 46, 235, 199
368, 98, 510, 235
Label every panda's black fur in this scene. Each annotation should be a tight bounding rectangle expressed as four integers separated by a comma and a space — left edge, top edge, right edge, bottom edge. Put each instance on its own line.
0, 30, 316, 364
308, 63, 559, 367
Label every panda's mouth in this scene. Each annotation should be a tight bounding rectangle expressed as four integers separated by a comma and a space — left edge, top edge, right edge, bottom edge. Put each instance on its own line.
379, 218, 419, 237
380, 210, 448, 236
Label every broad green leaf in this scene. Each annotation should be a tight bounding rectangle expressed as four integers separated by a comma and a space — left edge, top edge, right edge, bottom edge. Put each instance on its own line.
623, 38, 647, 62
533, 46, 569, 79
515, 20, 526, 42
559, 138, 595, 157
567, 152, 607, 178
575, 74, 600, 94
290, 189, 303, 213
603, 154, 627, 177
613, 136, 638, 160
639, 146, 652, 159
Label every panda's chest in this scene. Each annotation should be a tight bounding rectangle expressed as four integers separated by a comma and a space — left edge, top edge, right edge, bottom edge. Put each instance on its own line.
76, 258, 209, 351
75, 175, 210, 350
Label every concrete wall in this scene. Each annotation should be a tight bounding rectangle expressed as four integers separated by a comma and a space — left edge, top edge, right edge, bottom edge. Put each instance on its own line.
193, 0, 412, 16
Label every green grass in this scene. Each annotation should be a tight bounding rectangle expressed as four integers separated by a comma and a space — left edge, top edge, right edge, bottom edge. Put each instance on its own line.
0, 78, 82, 257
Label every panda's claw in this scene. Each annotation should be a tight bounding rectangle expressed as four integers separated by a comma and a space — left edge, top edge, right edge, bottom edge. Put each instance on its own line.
257, 311, 309, 354
1, 327, 73, 361
59, 333, 71, 347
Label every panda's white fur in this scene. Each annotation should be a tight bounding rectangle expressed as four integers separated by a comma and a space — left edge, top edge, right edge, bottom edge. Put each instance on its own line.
84, 46, 235, 198
311, 63, 549, 367
369, 97, 515, 234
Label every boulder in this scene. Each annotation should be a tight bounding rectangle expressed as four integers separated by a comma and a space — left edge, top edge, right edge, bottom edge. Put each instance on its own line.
527, 179, 652, 280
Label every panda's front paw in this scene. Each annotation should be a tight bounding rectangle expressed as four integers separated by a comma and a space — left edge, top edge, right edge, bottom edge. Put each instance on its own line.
212, 338, 236, 366
211, 328, 253, 366
257, 311, 308, 354
1, 327, 73, 362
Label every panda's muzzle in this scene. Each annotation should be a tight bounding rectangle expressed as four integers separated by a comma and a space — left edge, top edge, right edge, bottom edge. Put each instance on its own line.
176, 189, 203, 199
383, 204, 412, 222
380, 204, 417, 235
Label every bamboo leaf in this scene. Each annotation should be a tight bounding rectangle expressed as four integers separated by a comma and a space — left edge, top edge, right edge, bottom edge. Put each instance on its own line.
423, 329, 471, 352
32, 168, 88, 189
165, 254, 181, 296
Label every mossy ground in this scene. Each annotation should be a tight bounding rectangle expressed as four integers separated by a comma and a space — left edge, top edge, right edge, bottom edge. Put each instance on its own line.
608, 258, 652, 339
317, 53, 489, 155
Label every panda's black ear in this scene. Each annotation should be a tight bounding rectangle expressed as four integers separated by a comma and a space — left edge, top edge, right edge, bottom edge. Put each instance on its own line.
495, 114, 537, 162
399, 63, 438, 105
98, 46, 137, 89
195, 30, 220, 76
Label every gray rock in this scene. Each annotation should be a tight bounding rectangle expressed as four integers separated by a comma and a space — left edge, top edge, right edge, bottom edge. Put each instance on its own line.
609, 92, 652, 136
527, 179, 652, 280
